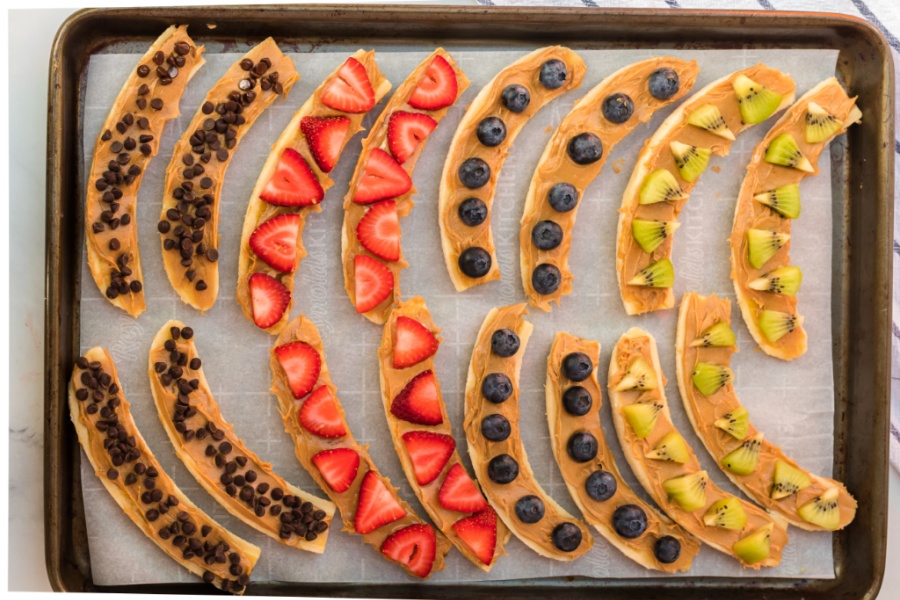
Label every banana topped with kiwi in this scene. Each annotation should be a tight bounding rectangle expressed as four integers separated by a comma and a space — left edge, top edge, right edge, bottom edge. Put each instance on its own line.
675, 292, 857, 531
729, 78, 860, 360
608, 327, 789, 568
615, 65, 796, 316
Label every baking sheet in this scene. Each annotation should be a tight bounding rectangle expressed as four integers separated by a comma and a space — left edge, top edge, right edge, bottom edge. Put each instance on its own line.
79, 45, 840, 585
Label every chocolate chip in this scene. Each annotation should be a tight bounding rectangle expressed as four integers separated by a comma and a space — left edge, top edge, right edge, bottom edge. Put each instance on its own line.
138, 117, 150, 130
157, 220, 171, 234
136, 97, 147, 110
150, 98, 163, 110
167, 208, 181, 221
151, 489, 163, 502
196, 280, 208, 291
271, 487, 284, 501
134, 462, 147, 475
130, 281, 142, 293
152, 50, 165, 65
316, 521, 328, 533
200, 177, 213, 189
240, 58, 253, 71
110, 141, 123, 153
182, 522, 196, 535
244, 470, 257, 483
123, 472, 136, 485
168, 495, 179, 506
101, 129, 112, 141
312, 509, 326, 520
174, 41, 191, 56
301, 502, 313, 514
201, 524, 212, 537
146, 508, 160, 521
137, 65, 150, 77
190, 358, 202, 370
239, 79, 253, 91
206, 249, 219, 262
147, 466, 159, 477
106, 468, 119, 480
108, 238, 120, 251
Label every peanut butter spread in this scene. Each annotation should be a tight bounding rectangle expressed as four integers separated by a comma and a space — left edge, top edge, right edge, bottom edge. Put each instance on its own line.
342, 50, 469, 324
463, 304, 594, 560
69, 348, 260, 594
160, 38, 299, 312
545, 332, 700, 571
86, 25, 205, 317
439, 47, 586, 292
521, 58, 699, 311
616, 65, 796, 316
147, 320, 335, 550
609, 329, 789, 568
239, 51, 390, 334
675, 293, 857, 530
729, 78, 860, 360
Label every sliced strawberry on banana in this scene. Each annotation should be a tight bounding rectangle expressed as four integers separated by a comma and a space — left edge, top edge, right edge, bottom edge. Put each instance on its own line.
401, 430, 455, 486
298, 385, 347, 438
380, 524, 437, 578
311, 447, 359, 493
354, 471, 406, 534
353, 254, 393, 313
301, 116, 351, 173
452, 507, 498, 566
249, 273, 290, 329
387, 111, 437, 165
352, 148, 412, 205
274, 340, 321, 399
249, 213, 300, 273
438, 463, 488, 513
408, 55, 458, 111
320, 57, 376, 114
356, 200, 400, 262
259, 148, 324, 207
390, 370, 443, 426
392, 316, 438, 369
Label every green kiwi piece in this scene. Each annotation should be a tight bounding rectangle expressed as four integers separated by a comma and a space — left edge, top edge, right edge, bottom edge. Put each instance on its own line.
615, 358, 658, 392
645, 431, 691, 464
714, 406, 750, 440
691, 362, 733, 397
631, 219, 680, 253
805, 101, 842, 143
662, 471, 708, 512
753, 183, 801, 219
639, 169, 687, 205
764, 133, 814, 172
691, 321, 737, 348
770, 459, 812, 500
686, 103, 735, 140
721, 433, 764, 476
628, 258, 674, 288
703, 497, 748, 530
749, 266, 803, 295
622, 402, 664, 439
733, 523, 773, 565
757, 309, 799, 343
733, 74, 783, 125
746, 228, 789, 269
798, 487, 841, 530
669, 141, 711, 182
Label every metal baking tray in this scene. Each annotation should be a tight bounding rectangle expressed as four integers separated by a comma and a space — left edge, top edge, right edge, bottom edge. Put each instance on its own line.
45, 5, 893, 598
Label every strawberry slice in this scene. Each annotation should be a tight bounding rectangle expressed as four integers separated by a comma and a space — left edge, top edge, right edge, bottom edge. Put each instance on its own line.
438, 463, 488, 513
354, 471, 406, 534
390, 370, 443, 426
320, 57, 376, 114
452, 508, 498, 566
392, 316, 438, 369
298, 385, 347, 438
259, 148, 324, 207
401, 430, 455, 486
301, 116, 351, 173
249, 214, 300, 273
387, 111, 438, 165
249, 273, 290, 329
353, 254, 393, 313
356, 200, 400, 262
274, 340, 321, 399
352, 148, 412, 205
408, 55, 458, 111
380, 524, 437, 579
311, 447, 359, 493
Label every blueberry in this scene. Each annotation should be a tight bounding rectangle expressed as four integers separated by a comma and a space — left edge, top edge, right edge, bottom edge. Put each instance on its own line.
648, 68, 680, 100
491, 328, 520, 357
612, 504, 648, 539
458, 197, 488, 226
476, 116, 507, 147
562, 386, 593, 416
487, 454, 519, 484
458, 247, 492, 278
481, 414, 511, 442
458, 158, 491, 189
567, 132, 603, 165
539, 59, 568, 90
585, 469, 617, 501
602, 92, 634, 124
551, 522, 583, 552
531, 220, 563, 250
515, 495, 545, 524
501, 84, 531, 113
562, 352, 593, 382
567, 431, 598, 463
482, 373, 513, 403
547, 182, 579, 213
531, 263, 561, 295
654, 535, 682, 564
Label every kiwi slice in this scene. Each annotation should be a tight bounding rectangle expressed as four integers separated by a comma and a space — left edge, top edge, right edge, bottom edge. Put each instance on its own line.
662, 471, 708, 512
714, 406, 750, 440
632, 219, 680, 254
753, 183, 801, 219
645, 431, 691, 464
639, 169, 687, 205
805, 102, 842, 143
770, 459, 812, 500
746, 228, 790, 269
733, 74, 783, 125
798, 487, 841, 530
721, 433, 764, 476
691, 362, 733, 397
686, 103, 735, 140
615, 358, 658, 392
749, 266, 803, 295
628, 258, 674, 288
757, 309, 799, 343
733, 523, 774, 565
669, 141, 711, 183
622, 402, 663, 439
703, 497, 748, 530
691, 321, 737, 348
764, 133, 814, 172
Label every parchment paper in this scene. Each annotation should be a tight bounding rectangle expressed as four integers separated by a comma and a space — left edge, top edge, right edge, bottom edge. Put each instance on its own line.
79, 45, 841, 585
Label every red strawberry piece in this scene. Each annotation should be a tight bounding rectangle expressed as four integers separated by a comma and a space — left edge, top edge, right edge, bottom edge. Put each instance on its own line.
301, 116, 351, 173
380, 524, 437, 579
298, 385, 347, 438
353, 254, 393, 313
408, 55, 458, 111
452, 508, 498, 566
401, 430, 455, 486
392, 316, 439, 369
390, 370, 443, 426
249, 214, 300, 273
387, 111, 438, 165
249, 273, 290, 329
320, 57, 376, 114
311, 447, 359, 493
356, 200, 400, 262
352, 148, 412, 205
274, 340, 321, 399
438, 463, 488, 513
259, 148, 324, 207
354, 471, 406, 534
